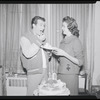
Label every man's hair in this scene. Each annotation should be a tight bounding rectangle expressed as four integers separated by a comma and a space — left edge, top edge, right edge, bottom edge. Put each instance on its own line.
62, 16, 79, 38
31, 16, 45, 29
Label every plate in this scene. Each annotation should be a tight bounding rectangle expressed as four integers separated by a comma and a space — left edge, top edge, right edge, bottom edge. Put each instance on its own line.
42, 43, 54, 50
43, 46, 54, 50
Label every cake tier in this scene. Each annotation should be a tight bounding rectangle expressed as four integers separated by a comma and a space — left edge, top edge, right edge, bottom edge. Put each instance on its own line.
39, 85, 70, 96
33, 79, 70, 96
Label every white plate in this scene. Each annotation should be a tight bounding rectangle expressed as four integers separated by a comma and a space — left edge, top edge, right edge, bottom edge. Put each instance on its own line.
43, 46, 54, 50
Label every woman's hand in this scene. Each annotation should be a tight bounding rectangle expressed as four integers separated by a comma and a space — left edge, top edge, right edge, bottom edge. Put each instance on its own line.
52, 47, 80, 66
52, 47, 66, 57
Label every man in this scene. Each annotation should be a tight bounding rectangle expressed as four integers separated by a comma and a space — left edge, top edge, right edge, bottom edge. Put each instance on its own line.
20, 16, 50, 95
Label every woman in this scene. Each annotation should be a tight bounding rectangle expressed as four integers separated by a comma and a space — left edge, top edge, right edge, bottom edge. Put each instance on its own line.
53, 16, 84, 95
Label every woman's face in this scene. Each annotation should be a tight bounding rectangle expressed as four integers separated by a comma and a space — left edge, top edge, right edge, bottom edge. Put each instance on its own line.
62, 22, 71, 36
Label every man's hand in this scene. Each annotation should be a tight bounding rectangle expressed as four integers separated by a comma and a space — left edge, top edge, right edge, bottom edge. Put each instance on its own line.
38, 34, 46, 42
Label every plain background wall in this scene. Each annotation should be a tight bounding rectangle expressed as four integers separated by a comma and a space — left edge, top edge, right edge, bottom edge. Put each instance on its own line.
92, 1, 100, 85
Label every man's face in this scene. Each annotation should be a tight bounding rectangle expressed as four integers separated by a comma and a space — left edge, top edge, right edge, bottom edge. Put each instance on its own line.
34, 19, 45, 36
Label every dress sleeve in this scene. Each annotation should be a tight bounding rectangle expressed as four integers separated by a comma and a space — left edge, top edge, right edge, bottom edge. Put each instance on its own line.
73, 38, 84, 66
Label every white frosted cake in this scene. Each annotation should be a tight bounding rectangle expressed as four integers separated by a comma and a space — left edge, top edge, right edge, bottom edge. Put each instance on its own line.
33, 73, 70, 96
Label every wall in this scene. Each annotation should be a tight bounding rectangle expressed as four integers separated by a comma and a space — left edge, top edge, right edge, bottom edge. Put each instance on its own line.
92, 1, 100, 85
0, 66, 2, 95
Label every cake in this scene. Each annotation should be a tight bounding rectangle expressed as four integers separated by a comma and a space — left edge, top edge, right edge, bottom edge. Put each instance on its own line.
33, 73, 70, 96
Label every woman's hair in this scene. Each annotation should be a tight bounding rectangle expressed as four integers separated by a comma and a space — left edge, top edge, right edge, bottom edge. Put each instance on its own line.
31, 16, 45, 29
62, 16, 79, 38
